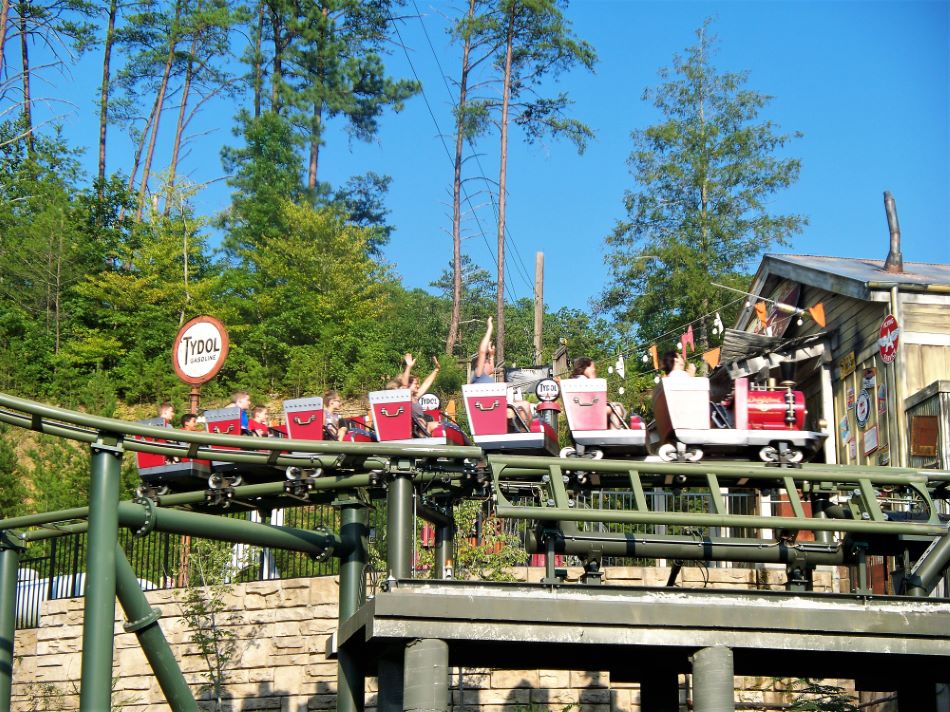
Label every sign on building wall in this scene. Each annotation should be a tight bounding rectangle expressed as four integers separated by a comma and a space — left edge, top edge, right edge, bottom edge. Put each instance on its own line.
878, 314, 900, 364
910, 416, 939, 457
838, 352, 856, 378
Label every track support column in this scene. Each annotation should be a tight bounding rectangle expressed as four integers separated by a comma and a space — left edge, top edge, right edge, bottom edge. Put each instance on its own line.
336, 498, 369, 712
403, 638, 449, 712
386, 473, 413, 580
433, 509, 455, 580
0, 531, 24, 712
80, 434, 123, 711
376, 646, 405, 712
114, 546, 197, 711
691, 646, 734, 712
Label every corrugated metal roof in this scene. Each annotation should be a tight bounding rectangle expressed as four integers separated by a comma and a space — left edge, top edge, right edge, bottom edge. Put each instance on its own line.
766, 254, 950, 288
718, 329, 827, 365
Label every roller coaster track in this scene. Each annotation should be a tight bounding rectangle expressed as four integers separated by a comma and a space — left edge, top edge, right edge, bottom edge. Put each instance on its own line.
1, 390, 949, 539
4, 391, 950, 711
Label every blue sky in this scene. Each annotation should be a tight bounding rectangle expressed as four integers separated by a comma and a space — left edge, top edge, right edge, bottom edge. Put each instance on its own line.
26, 1, 950, 313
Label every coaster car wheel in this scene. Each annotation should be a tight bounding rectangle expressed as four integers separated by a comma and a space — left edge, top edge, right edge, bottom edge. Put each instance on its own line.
683, 447, 703, 462
559, 446, 577, 459
657, 443, 678, 462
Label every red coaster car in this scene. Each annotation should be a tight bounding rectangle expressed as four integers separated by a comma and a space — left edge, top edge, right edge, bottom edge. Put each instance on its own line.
650, 376, 826, 463
134, 417, 210, 495
368, 389, 464, 446
462, 382, 558, 455
559, 377, 647, 459
283, 397, 327, 440
417, 393, 471, 447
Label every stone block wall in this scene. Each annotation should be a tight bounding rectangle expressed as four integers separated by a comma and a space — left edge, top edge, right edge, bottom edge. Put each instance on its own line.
11, 565, 851, 711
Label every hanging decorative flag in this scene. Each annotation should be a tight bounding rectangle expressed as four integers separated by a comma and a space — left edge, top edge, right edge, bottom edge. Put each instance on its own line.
713, 312, 724, 335
754, 301, 768, 324
649, 344, 658, 369
808, 303, 826, 328
681, 324, 695, 354
615, 355, 626, 379
702, 348, 721, 369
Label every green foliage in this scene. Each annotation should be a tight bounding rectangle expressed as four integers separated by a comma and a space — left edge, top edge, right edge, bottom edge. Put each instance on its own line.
25, 437, 92, 514
279, 1, 420, 172
453, 500, 525, 581
784, 678, 859, 711
0, 426, 27, 519
461, 0, 598, 154
180, 538, 244, 711
602, 18, 805, 349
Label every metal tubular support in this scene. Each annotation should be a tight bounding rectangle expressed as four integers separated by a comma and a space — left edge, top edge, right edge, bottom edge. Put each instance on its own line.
639, 670, 680, 712
906, 533, 950, 597
336, 499, 369, 712
810, 493, 833, 545
79, 435, 123, 711
433, 511, 455, 580
386, 474, 414, 580
115, 502, 342, 556
0, 533, 23, 712
691, 646, 735, 712
114, 546, 197, 712
403, 638, 449, 712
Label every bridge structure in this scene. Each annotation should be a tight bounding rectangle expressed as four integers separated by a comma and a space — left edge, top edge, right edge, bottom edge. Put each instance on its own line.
1, 391, 949, 712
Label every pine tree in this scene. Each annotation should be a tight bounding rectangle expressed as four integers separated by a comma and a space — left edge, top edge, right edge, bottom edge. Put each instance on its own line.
602, 18, 806, 350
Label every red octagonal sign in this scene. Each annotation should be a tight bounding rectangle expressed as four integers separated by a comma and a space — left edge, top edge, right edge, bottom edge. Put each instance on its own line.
878, 314, 900, 364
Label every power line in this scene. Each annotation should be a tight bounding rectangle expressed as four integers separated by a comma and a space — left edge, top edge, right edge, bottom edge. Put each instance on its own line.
410, 1, 534, 295
389, 10, 519, 303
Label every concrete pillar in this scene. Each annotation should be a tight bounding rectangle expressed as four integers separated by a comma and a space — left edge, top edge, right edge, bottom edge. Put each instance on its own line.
377, 647, 405, 712
691, 646, 734, 712
403, 638, 449, 712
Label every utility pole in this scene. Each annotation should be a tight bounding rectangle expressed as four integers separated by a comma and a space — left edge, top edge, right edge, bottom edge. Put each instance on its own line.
534, 252, 544, 363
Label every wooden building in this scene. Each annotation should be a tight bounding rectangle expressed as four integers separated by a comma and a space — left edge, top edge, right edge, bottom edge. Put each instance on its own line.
727, 253, 950, 468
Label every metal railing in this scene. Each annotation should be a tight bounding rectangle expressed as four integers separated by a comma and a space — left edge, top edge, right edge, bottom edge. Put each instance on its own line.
14, 504, 389, 630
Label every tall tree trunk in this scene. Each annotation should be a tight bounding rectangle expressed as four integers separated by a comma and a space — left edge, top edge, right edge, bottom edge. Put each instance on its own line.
18, 1, 33, 153
446, 0, 476, 356
252, 0, 264, 117
120, 105, 155, 224
135, 7, 180, 222
697, 23, 709, 355
269, 6, 283, 113
495, 7, 516, 369
0, 0, 11, 78
165, 37, 197, 214
307, 102, 321, 189
97, 0, 118, 196
53, 224, 62, 354
306, 4, 329, 190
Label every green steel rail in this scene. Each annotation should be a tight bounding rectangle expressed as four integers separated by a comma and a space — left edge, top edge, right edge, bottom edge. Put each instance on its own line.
489, 454, 950, 537
0, 391, 484, 466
